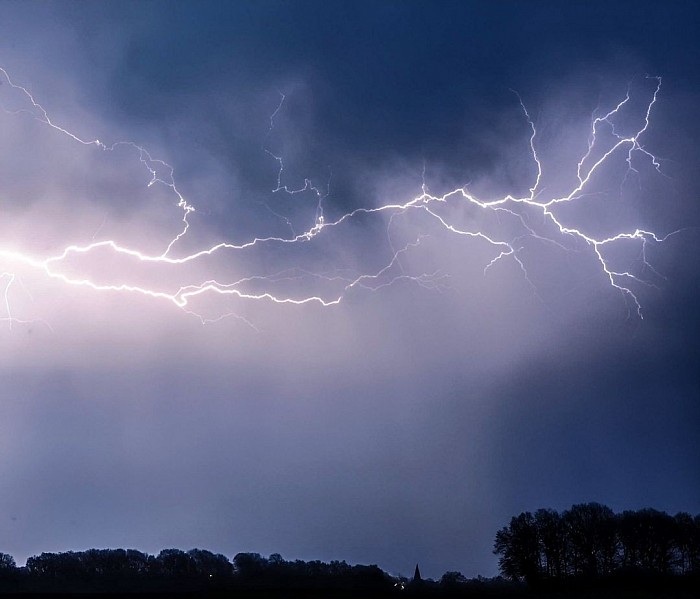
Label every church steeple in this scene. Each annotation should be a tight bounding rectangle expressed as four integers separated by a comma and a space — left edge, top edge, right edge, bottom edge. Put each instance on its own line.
413, 563, 422, 582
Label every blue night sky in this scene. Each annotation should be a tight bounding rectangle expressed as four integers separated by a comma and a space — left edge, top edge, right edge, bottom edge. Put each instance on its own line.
0, 0, 698, 579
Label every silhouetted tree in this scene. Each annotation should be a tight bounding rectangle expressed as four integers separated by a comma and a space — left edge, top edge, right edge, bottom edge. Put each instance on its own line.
232, 552, 268, 583
494, 511, 541, 584
439, 570, 467, 589
157, 548, 196, 577
187, 548, 233, 579
0, 553, 16, 581
26, 551, 84, 579
124, 549, 153, 575
0, 553, 15, 571
563, 503, 617, 577
689, 514, 700, 573
534, 508, 567, 579
618, 508, 677, 574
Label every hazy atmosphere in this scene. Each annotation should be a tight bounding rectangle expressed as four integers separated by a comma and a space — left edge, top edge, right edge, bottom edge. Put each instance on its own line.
0, 1, 698, 579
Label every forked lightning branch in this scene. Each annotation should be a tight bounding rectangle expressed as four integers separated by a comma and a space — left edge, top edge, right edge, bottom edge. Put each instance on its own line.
0, 67, 679, 328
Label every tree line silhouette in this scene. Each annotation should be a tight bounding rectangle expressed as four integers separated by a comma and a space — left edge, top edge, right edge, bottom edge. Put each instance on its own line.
0, 503, 697, 595
0, 548, 400, 594
493, 503, 700, 586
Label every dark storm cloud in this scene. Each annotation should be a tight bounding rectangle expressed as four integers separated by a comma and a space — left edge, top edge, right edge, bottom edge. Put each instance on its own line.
0, 0, 699, 580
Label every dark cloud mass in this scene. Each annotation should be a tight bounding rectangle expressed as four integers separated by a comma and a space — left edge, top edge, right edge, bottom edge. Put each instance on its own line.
0, 0, 698, 579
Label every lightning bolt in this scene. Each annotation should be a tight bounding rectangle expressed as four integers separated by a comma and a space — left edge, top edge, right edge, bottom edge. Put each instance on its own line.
0, 67, 681, 330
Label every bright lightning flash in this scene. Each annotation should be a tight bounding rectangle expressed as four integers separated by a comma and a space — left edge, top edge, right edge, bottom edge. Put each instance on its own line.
0, 68, 679, 329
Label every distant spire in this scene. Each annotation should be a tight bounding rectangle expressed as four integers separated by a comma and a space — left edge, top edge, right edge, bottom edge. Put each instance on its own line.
413, 563, 422, 582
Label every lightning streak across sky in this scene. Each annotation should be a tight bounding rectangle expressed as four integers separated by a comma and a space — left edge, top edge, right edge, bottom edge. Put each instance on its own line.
0, 68, 678, 329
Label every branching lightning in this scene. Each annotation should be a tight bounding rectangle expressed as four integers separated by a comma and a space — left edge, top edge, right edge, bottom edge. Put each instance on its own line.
0, 67, 680, 329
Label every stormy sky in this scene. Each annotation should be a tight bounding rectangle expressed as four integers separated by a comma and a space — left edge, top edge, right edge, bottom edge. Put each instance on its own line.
0, 0, 698, 579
